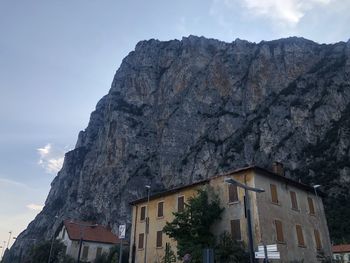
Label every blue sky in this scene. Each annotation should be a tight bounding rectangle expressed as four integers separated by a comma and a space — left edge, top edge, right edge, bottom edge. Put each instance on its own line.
0, 0, 349, 250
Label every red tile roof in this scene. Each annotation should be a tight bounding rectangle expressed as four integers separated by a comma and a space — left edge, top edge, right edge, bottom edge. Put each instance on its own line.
333, 244, 350, 253
63, 220, 119, 244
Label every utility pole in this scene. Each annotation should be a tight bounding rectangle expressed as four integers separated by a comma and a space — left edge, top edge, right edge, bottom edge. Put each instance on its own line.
144, 185, 151, 263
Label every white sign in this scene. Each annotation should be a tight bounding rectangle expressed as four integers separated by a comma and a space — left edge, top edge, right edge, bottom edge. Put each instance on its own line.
258, 244, 277, 252
118, 224, 126, 239
255, 252, 280, 260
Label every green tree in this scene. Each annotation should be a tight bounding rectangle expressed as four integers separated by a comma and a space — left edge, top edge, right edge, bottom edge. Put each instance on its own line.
215, 232, 249, 263
161, 243, 176, 263
163, 188, 224, 263
29, 240, 74, 263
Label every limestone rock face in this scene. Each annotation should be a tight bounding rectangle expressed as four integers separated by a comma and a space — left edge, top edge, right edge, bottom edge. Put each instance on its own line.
6, 36, 350, 260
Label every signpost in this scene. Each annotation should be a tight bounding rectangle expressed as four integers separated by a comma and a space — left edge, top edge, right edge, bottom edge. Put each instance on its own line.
255, 244, 280, 262
118, 224, 126, 263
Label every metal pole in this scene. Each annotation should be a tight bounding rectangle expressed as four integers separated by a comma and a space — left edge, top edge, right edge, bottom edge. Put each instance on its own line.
119, 239, 123, 263
264, 244, 269, 263
245, 188, 255, 263
144, 186, 150, 263
77, 224, 83, 263
6, 232, 12, 249
1, 241, 6, 259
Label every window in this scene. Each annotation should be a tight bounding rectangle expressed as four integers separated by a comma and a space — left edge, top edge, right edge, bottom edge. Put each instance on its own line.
270, 184, 279, 204
230, 219, 241, 241
290, 191, 298, 210
178, 196, 185, 212
96, 247, 102, 258
228, 184, 239, 202
138, 233, 144, 249
157, 202, 164, 217
156, 231, 163, 248
82, 246, 89, 259
296, 225, 305, 247
314, 229, 322, 250
308, 197, 315, 215
274, 220, 284, 243
140, 206, 146, 221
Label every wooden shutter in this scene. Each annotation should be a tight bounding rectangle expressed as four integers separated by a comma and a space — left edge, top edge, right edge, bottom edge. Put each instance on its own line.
270, 184, 278, 203
96, 247, 102, 258
274, 220, 284, 242
314, 229, 322, 250
228, 184, 239, 202
82, 246, 89, 259
138, 233, 144, 249
290, 191, 298, 210
140, 206, 146, 221
157, 202, 164, 217
178, 196, 184, 212
156, 231, 163, 248
296, 225, 305, 246
308, 197, 315, 215
230, 219, 241, 240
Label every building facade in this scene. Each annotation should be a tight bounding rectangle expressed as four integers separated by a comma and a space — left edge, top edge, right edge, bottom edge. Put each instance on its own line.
129, 165, 332, 263
57, 220, 119, 262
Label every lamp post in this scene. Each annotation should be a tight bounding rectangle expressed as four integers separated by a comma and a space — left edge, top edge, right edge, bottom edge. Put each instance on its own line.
6, 232, 12, 250
225, 178, 265, 263
48, 215, 59, 263
144, 185, 151, 263
69, 221, 98, 263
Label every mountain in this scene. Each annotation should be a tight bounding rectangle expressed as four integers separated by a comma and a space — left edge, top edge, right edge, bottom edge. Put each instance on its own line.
5, 36, 350, 261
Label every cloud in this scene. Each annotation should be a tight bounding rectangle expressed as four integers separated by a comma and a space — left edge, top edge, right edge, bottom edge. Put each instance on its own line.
37, 143, 65, 174
26, 203, 44, 212
212, 0, 334, 27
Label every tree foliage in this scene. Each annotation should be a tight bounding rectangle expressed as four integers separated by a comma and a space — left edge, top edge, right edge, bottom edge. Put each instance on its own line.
161, 243, 176, 263
29, 240, 74, 263
215, 232, 249, 263
163, 188, 224, 263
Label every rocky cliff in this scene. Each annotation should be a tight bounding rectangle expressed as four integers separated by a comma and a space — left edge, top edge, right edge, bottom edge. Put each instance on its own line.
5, 36, 350, 260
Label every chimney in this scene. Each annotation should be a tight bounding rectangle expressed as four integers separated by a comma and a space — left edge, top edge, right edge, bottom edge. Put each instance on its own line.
272, 162, 284, 176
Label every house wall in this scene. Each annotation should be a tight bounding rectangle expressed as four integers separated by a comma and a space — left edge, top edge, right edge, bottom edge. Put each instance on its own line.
334, 252, 350, 262
254, 172, 332, 262
129, 184, 206, 263
57, 226, 115, 262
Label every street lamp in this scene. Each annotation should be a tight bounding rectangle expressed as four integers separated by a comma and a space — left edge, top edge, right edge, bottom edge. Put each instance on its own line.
225, 177, 265, 263
1, 241, 6, 260
69, 221, 98, 263
144, 185, 151, 263
6, 231, 12, 250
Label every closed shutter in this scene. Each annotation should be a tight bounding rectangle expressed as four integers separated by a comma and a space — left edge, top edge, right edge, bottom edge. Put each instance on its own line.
138, 233, 144, 249
228, 184, 239, 202
270, 184, 278, 203
158, 202, 164, 217
296, 225, 305, 247
178, 196, 184, 212
230, 219, 241, 240
140, 206, 146, 221
96, 247, 102, 258
290, 191, 298, 210
314, 229, 322, 250
308, 197, 315, 215
82, 246, 89, 259
156, 231, 163, 248
275, 220, 284, 242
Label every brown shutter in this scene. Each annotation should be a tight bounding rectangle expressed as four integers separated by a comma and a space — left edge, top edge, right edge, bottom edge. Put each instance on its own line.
308, 197, 315, 215
274, 220, 284, 242
138, 233, 144, 249
230, 219, 241, 240
96, 247, 102, 258
157, 202, 164, 217
228, 184, 239, 202
140, 206, 146, 221
314, 229, 322, 250
82, 246, 89, 259
290, 191, 298, 210
270, 184, 278, 203
156, 231, 163, 247
178, 196, 184, 212
296, 225, 305, 246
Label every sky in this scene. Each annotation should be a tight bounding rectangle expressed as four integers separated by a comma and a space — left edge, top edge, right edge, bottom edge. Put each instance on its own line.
0, 0, 349, 253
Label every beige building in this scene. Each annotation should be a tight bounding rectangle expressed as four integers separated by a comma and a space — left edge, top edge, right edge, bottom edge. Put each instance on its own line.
129, 165, 332, 263
333, 244, 350, 262
57, 220, 120, 262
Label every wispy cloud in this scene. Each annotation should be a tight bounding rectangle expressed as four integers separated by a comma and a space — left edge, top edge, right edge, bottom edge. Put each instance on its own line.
26, 203, 44, 212
0, 178, 30, 190
37, 143, 65, 174
211, 0, 334, 28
